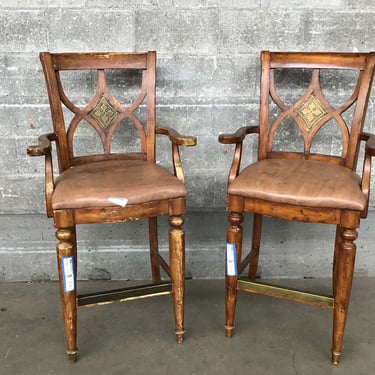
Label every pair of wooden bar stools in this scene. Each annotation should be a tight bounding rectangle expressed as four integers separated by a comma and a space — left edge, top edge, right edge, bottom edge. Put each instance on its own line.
28, 50, 375, 364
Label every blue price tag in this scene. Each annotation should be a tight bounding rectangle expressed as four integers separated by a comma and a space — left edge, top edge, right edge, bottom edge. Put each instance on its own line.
226, 242, 237, 276
61, 256, 75, 292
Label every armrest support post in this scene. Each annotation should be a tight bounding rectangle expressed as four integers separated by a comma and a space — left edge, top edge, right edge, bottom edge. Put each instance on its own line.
218, 126, 259, 185
360, 132, 375, 218
27, 133, 56, 217
156, 126, 197, 182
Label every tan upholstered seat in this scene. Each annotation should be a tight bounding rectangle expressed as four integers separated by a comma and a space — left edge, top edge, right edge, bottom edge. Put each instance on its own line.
219, 51, 375, 364
229, 159, 366, 210
53, 160, 187, 209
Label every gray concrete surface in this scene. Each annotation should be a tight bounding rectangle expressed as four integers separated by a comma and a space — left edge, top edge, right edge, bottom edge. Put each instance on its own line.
1, 1, 375, 281
1, 1, 375, 214
2, 4, 374, 370
1, 278, 375, 374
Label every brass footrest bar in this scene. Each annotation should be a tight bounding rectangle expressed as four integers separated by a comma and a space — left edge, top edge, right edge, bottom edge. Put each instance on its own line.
77, 282, 173, 308
238, 278, 334, 309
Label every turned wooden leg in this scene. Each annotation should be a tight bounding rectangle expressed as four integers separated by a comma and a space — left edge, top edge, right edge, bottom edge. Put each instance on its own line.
331, 227, 357, 365
56, 227, 78, 362
225, 212, 243, 338
169, 215, 185, 343
149, 217, 161, 283
248, 214, 263, 280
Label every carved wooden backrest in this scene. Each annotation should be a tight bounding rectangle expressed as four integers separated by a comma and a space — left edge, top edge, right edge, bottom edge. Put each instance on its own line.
258, 51, 375, 170
39, 51, 156, 172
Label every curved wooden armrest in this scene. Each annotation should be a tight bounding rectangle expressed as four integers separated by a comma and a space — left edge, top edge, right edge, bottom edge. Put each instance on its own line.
156, 126, 197, 147
156, 126, 196, 183
218, 125, 259, 144
27, 132, 56, 218
361, 132, 375, 157
219, 126, 259, 185
359, 132, 375, 218
27, 133, 56, 156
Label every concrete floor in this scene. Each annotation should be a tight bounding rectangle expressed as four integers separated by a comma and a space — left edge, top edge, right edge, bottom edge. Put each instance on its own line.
1, 279, 375, 375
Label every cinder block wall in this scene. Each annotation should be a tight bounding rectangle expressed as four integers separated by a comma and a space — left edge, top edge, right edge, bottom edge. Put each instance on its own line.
1, 1, 375, 281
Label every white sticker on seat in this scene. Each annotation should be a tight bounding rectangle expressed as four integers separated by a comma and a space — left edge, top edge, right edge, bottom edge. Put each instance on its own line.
108, 197, 128, 207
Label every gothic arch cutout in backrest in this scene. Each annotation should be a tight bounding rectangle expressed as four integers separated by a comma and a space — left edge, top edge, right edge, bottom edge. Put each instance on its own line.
39, 51, 156, 172
258, 51, 375, 171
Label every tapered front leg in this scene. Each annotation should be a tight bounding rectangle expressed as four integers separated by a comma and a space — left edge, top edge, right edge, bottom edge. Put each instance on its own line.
169, 215, 185, 343
56, 227, 78, 362
331, 227, 357, 365
225, 212, 243, 338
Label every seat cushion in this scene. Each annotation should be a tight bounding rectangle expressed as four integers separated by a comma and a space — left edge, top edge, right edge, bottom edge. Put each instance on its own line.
228, 159, 366, 211
52, 159, 187, 209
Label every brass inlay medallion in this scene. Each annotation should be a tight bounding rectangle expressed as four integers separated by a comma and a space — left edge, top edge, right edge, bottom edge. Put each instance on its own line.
88, 94, 120, 129
295, 94, 327, 131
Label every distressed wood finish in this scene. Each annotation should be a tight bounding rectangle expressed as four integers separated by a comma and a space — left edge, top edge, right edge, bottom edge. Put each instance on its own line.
27, 51, 196, 362
219, 51, 375, 364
